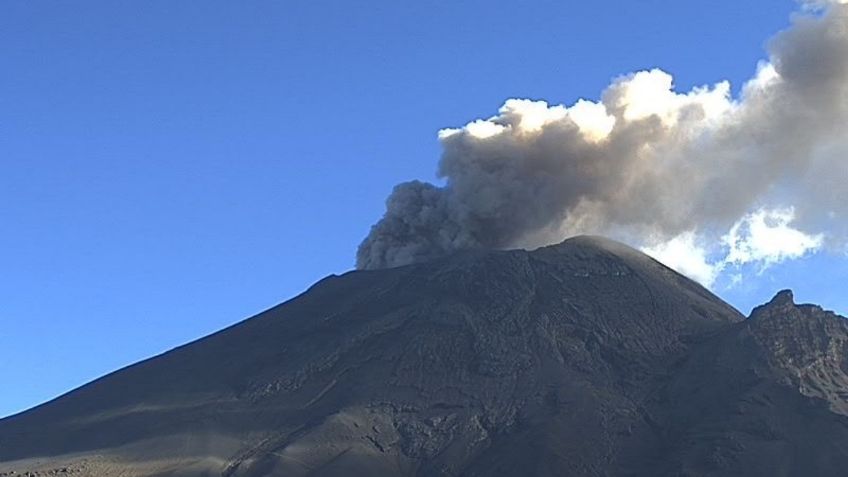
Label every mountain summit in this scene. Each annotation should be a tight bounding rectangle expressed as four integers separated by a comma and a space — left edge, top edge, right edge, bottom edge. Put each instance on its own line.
2, 236, 847, 476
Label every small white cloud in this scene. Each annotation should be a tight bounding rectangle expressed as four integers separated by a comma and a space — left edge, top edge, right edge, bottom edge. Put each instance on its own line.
642, 232, 723, 288
722, 207, 824, 271
728, 273, 743, 288
642, 208, 823, 288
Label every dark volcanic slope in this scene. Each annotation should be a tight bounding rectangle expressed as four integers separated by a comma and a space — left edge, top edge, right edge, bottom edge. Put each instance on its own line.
1, 236, 847, 476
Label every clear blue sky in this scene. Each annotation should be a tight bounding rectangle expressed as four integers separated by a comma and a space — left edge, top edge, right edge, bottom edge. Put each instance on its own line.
3, 0, 845, 418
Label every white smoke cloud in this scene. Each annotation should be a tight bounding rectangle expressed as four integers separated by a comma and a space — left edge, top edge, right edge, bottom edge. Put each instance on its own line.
723, 208, 824, 270
642, 208, 823, 287
642, 232, 721, 288
358, 2, 848, 282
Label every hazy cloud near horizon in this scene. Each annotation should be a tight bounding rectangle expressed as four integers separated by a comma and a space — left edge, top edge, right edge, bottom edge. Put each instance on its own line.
357, 2, 848, 287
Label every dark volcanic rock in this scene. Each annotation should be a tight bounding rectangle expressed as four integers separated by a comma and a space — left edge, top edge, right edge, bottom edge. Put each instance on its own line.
0, 236, 846, 476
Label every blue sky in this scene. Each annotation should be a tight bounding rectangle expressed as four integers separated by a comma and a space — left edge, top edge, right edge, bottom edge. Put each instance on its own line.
2, 0, 845, 418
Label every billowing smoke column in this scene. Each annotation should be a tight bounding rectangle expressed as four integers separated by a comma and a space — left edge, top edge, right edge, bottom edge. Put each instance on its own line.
358, 2, 848, 284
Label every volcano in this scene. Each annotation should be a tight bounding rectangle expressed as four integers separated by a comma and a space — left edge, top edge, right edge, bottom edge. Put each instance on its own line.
2, 236, 848, 476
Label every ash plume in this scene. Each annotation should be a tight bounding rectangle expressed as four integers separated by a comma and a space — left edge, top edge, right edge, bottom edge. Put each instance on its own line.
358, 3, 848, 279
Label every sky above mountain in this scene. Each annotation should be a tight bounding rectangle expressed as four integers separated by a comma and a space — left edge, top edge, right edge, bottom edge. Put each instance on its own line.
2, 0, 846, 418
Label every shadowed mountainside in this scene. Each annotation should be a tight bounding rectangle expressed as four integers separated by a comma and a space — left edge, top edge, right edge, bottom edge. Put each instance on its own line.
2, 236, 848, 476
